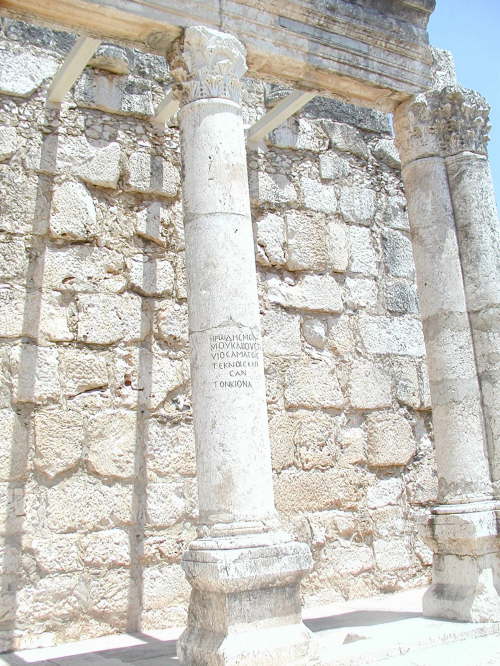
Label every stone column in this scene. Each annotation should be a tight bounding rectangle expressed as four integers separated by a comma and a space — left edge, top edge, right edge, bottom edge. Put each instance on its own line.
171, 26, 312, 665
394, 86, 500, 622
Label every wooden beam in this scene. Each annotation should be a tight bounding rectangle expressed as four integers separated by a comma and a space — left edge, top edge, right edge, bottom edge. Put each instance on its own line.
153, 88, 180, 126
247, 91, 317, 149
48, 35, 101, 103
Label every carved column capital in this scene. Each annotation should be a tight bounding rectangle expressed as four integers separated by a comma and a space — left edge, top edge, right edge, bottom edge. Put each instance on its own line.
395, 86, 491, 165
171, 26, 247, 105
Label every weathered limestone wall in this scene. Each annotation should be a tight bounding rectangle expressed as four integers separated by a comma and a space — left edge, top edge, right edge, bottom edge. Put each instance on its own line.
0, 19, 436, 650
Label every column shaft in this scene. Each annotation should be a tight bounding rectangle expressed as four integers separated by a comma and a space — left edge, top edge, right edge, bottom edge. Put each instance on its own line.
445, 152, 500, 498
172, 26, 312, 665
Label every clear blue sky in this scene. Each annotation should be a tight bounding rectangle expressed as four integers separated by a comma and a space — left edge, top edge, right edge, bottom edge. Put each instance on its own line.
428, 0, 500, 208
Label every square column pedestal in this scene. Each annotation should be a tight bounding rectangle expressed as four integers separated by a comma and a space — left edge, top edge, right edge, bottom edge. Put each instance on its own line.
177, 536, 313, 665
421, 503, 500, 622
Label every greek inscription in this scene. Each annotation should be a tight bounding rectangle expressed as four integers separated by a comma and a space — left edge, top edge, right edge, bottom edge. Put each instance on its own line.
208, 332, 262, 389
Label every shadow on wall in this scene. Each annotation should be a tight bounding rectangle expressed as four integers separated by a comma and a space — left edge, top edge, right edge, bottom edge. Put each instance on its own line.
0, 107, 61, 652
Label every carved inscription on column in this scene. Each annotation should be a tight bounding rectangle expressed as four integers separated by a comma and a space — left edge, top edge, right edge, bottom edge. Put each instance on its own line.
209, 331, 261, 389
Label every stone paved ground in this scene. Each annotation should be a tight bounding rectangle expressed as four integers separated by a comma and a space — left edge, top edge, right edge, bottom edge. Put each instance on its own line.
0, 588, 498, 666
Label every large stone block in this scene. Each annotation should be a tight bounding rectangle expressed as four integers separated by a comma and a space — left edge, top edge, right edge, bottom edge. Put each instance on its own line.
0, 167, 39, 235
0, 286, 25, 338
146, 419, 196, 479
371, 138, 401, 168
249, 171, 297, 205
156, 301, 189, 347
86, 410, 137, 480
274, 468, 364, 512
0, 409, 29, 481
348, 358, 392, 409
285, 210, 329, 271
302, 317, 327, 348
76, 292, 144, 345
31, 534, 81, 573
254, 212, 286, 267
46, 475, 132, 532
267, 274, 343, 313
135, 201, 183, 248
142, 563, 190, 628
284, 361, 343, 409
0, 126, 18, 161
385, 280, 419, 314
326, 220, 349, 272
0, 237, 28, 282
16, 573, 85, 624
300, 176, 337, 213
74, 70, 156, 117
348, 226, 378, 276
366, 412, 416, 467
11, 344, 60, 404
359, 315, 425, 356
269, 117, 328, 152
44, 246, 126, 293
128, 254, 175, 297
87, 568, 129, 621
262, 308, 301, 357
339, 186, 376, 225
322, 542, 374, 576
292, 411, 337, 471
49, 181, 98, 241
268, 413, 296, 472
125, 151, 180, 198
34, 407, 84, 479
81, 529, 130, 567
345, 277, 378, 309
367, 478, 403, 508
373, 537, 412, 571
319, 152, 350, 181
146, 480, 192, 528
0, 48, 58, 97
382, 229, 414, 278
37, 292, 73, 343
59, 348, 109, 398
322, 121, 369, 160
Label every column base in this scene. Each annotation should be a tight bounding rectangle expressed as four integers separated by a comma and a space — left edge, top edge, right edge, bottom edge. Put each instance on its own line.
177, 536, 313, 665
421, 503, 500, 622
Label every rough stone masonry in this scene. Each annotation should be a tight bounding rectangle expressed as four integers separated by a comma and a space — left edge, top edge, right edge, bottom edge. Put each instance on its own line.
0, 17, 437, 652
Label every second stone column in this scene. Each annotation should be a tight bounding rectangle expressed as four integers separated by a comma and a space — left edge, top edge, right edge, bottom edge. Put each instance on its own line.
171, 26, 312, 665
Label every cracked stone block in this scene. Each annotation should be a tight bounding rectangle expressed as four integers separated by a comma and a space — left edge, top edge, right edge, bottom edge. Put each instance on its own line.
86, 410, 136, 479
16, 573, 85, 624
254, 212, 286, 267
359, 315, 425, 356
0, 409, 29, 482
269, 117, 329, 152
348, 226, 377, 276
76, 292, 144, 345
89, 44, 130, 75
49, 181, 98, 241
249, 171, 297, 205
262, 308, 301, 357
125, 151, 180, 197
0, 48, 58, 97
301, 176, 337, 213
323, 121, 369, 160
292, 411, 337, 471
383, 194, 410, 230
88, 569, 129, 620
156, 301, 189, 347
34, 407, 84, 479
372, 138, 401, 168
267, 274, 343, 313
366, 412, 416, 467
348, 358, 392, 409
285, 361, 343, 409
59, 348, 109, 397
135, 201, 183, 248
382, 229, 414, 278
0, 127, 18, 161
44, 246, 126, 293
128, 254, 175, 297
338, 427, 366, 466
46, 476, 132, 532
0, 238, 28, 281
74, 69, 155, 117
339, 186, 376, 225
319, 152, 350, 180
147, 355, 188, 410
327, 220, 349, 272
285, 210, 329, 271
31, 534, 81, 574
407, 460, 438, 505
146, 420, 196, 478
392, 358, 420, 408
